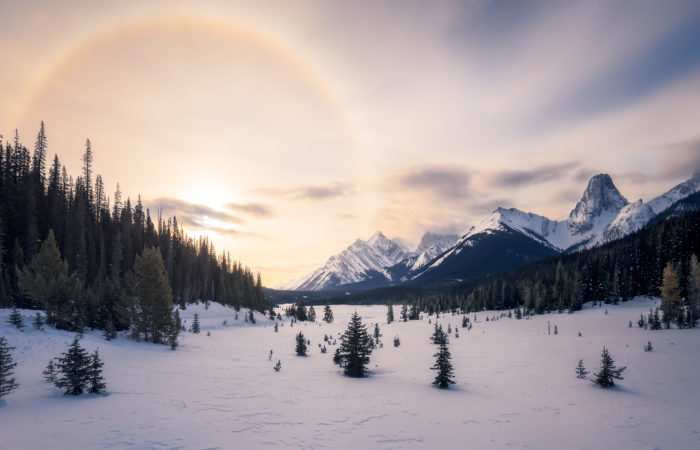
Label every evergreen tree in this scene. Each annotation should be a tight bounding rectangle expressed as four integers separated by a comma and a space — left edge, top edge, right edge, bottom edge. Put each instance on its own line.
273, 360, 281, 372
54, 337, 91, 395
323, 303, 334, 323
401, 301, 408, 322
0, 336, 19, 399
32, 311, 44, 330
248, 309, 256, 324
393, 335, 400, 347
431, 323, 447, 345
337, 312, 373, 377
687, 255, 700, 328
431, 341, 455, 389
191, 313, 200, 334
295, 331, 307, 356
129, 247, 174, 343
575, 359, 588, 379
409, 302, 420, 320
386, 300, 394, 324
333, 347, 342, 365
8, 306, 24, 330
644, 340, 653, 352
308, 305, 316, 322
168, 310, 181, 350
373, 323, 382, 344
274, 322, 279, 333
295, 302, 307, 321
87, 349, 106, 394
593, 346, 626, 388
660, 263, 682, 328
103, 320, 117, 341
43, 359, 57, 382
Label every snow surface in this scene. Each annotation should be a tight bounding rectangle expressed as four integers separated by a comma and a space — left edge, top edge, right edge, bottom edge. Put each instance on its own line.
2, 298, 699, 449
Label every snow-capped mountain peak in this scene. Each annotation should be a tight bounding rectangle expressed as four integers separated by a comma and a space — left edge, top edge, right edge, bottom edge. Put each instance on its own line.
567, 173, 628, 234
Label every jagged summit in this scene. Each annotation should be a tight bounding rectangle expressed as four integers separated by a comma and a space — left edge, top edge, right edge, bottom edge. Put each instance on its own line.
568, 174, 628, 233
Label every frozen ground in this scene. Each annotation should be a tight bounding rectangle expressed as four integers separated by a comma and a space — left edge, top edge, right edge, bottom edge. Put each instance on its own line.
1, 297, 699, 449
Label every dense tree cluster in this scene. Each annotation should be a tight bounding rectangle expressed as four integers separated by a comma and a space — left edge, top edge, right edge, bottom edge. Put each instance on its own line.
0, 124, 265, 333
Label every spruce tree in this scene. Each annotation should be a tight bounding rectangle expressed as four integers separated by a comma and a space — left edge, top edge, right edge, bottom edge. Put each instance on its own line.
431, 323, 447, 345
87, 349, 106, 394
333, 347, 342, 365
274, 322, 279, 333
373, 323, 382, 345
386, 300, 394, 324
33, 312, 44, 330
660, 263, 681, 327
55, 337, 91, 395
409, 302, 420, 320
191, 313, 200, 334
393, 335, 400, 347
273, 360, 281, 372
575, 359, 588, 379
168, 310, 180, 350
0, 336, 20, 399
593, 346, 626, 388
644, 340, 653, 352
8, 306, 24, 330
308, 305, 316, 322
248, 309, 256, 324
129, 247, 174, 343
295, 331, 307, 356
43, 359, 57, 382
431, 341, 455, 389
401, 302, 408, 322
323, 303, 334, 323
337, 312, 373, 377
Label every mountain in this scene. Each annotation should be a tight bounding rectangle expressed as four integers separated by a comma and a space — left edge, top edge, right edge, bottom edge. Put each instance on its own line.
281, 231, 409, 291
590, 171, 700, 247
411, 172, 700, 285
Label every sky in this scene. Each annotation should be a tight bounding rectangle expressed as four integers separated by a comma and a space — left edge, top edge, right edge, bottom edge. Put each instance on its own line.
1, 0, 700, 287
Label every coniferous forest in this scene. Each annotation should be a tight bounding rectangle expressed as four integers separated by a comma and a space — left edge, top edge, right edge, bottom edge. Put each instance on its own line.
0, 123, 265, 333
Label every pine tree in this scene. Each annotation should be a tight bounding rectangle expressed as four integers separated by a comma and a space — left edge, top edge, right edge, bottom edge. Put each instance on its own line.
323, 303, 334, 323
333, 347, 342, 365
87, 349, 106, 394
688, 255, 700, 328
168, 310, 180, 350
43, 359, 57, 382
103, 320, 117, 341
191, 313, 200, 333
393, 335, 400, 347
386, 300, 394, 324
55, 337, 91, 395
554, 325, 558, 335
409, 302, 420, 320
401, 302, 408, 322
660, 263, 681, 328
129, 247, 174, 343
295, 331, 307, 356
431, 323, 447, 345
644, 340, 653, 352
0, 336, 20, 399
373, 323, 382, 345
461, 315, 469, 328
575, 359, 589, 379
431, 341, 455, 389
8, 306, 24, 330
248, 309, 256, 324
273, 360, 281, 372
274, 322, 279, 332
308, 305, 316, 322
33, 312, 44, 330
337, 312, 373, 377
593, 346, 626, 388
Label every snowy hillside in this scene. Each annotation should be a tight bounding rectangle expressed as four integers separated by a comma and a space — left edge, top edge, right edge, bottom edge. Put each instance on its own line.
2, 299, 699, 449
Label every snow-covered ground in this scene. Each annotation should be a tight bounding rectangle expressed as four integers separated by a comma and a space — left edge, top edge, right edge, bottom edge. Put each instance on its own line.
1, 298, 699, 449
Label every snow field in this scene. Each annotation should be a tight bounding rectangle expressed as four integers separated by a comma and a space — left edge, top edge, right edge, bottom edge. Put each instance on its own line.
1, 297, 699, 449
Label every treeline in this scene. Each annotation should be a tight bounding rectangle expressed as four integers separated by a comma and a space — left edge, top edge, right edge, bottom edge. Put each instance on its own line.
0, 123, 265, 331
334, 199, 700, 320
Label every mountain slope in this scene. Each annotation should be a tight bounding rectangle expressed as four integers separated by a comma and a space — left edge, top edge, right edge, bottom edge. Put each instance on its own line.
284, 232, 408, 291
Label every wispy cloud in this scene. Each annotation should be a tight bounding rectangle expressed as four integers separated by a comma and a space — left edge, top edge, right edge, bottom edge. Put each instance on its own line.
491, 161, 580, 187
399, 166, 471, 198
149, 197, 243, 228
249, 182, 353, 201
224, 202, 275, 218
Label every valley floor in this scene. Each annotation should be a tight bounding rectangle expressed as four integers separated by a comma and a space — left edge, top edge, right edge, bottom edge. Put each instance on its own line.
1, 297, 699, 449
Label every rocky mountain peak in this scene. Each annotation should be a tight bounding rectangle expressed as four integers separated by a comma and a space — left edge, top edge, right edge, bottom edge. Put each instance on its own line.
568, 174, 628, 232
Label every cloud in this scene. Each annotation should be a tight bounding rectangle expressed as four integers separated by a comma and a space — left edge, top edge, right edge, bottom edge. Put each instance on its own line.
399, 166, 471, 198
208, 226, 270, 240
224, 202, 275, 218
248, 182, 353, 201
655, 136, 700, 179
149, 197, 243, 229
491, 161, 580, 187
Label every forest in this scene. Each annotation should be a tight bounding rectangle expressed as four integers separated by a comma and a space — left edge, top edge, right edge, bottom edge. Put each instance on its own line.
0, 123, 266, 333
